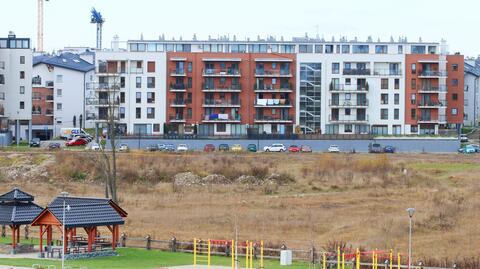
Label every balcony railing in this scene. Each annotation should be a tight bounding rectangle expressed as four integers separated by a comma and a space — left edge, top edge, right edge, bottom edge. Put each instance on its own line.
45, 95, 54, 102
32, 111, 41, 115
372, 69, 402, 76
170, 83, 187, 91
202, 99, 241, 107
254, 99, 292, 107
329, 83, 369, 92
418, 70, 448, 77
46, 81, 54, 87
254, 83, 292, 92
170, 69, 186, 76
45, 109, 54, 116
202, 114, 241, 122
418, 85, 448, 92
329, 115, 369, 123
254, 115, 293, 122
202, 83, 242, 92
87, 99, 120, 106
170, 99, 186, 106
418, 100, 447, 107
343, 68, 371, 76
203, 68, 241, 76
255, 69, 292, 77
32, 78, 42, 85
329, 99, 369, 107
169, 114, 186, 122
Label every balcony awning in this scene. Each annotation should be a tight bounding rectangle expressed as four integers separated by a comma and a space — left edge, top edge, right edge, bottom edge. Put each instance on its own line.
170, 57, 187, 61
254, 58, 293, 62
418, 59, 440, 63
202, 58, 242, 62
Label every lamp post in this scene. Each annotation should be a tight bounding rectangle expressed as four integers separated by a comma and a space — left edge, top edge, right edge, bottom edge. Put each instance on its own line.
406, 208, 415, 269
61, 191, 70, 269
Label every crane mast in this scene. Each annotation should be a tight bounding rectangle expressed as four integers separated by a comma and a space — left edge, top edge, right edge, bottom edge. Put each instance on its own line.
90, 8, 105, 50
37, 0, 44, 52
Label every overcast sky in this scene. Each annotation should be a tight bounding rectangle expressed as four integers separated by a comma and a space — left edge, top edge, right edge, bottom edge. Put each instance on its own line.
1, 0, 477, 56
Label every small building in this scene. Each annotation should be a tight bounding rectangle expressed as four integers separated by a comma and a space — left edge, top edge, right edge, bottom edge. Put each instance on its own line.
31, 195, 127, 258
0, 188, 43, 254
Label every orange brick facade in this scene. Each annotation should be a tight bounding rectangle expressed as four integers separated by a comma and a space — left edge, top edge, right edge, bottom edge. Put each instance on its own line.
32, 87, 54, 125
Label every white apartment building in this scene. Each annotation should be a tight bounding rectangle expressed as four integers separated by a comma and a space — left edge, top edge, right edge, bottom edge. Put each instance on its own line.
91, 47, 167, 135
0, 32, 33, 143
464, 58, 480, 126
32, 52, 95, 139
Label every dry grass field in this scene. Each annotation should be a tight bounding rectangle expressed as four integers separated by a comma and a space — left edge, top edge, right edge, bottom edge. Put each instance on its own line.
0, 151, 478, 265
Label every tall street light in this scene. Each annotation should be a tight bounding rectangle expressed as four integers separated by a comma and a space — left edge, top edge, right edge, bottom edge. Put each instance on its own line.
61, 192, 70, 269
406, 208, 415, 269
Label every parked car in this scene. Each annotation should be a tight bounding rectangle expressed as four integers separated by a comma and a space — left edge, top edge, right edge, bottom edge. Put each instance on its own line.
75, 134, 93, 142
29, 138, 41, 147
263, 143, 286, 152
368, 143, 383, 153
204, 144, 215, 152
218, 144, 230, 152
288, 145, 301, 153
462, 145, 476, 154
164, 144, 176, 152
145, 144, 159, 151
327, 145, 340, 153
87, 142, 101, 151
231, 144, 243, 152
247, 144, 257, 152
157, 144, 167, 151
460, 134, 469, 143
470, 144, 480, 153
65, 138, 88, 147
300, 145, 312, 153
118, 144, 129, 152
177, 144, 188, 152
383, 145, 396, 153
48, 142, 61, 150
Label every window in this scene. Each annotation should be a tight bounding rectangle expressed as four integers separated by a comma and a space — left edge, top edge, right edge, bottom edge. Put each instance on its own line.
314, 45, 323, 53
20, 71, 25, 79
411, 125, 418, 133
20, 56, 25, 64
411, 46, 426, 54
57, 89, 62, 96
187, 77, 192, 88
217, 124, 226, 132
187, 108, 192, 119
136, 77, 141, 88
0, 74, 4, 84
464, 99, 468, 106
345, 78, 351, 85
147, 92, 155, 103
398, 45, 403, 54
336, 45, 340, 53
452, 79, 458, 87
381, 79, 389, 89
136, 108, 141, 119
332, 63, 340, 74
352, 45, 369, 54
341, 45, 350, 54
375, 45, 388, 54
465, 85, 469, 92
136, 92, 141, 103
147, 77, 155, 88
325, 45, 334, 54
299, 45, 313, 53
381, 94, 388, 104
345, 108, 351, 116
452, 64, 458, 71
20, 86, 25, 94
147, 43, 156, 52
381, 109, 388, 120
120, 107, 125, 119
57, 103, 62, 110
56, 75, 63, 83
147, 107, 155, 119
153, 124, 160, 132
20, 101, 25, 109
187, 62, 192, 72
120, 92, 125, 103
344, 124, 352, 133
411, 79, 416, 89
411, 94, 416, 105
452, 108, 458, 115
394, 94, 399, 105
452, 93, 458, 100
120, 77, 125, 88
147, 61, 155, 73
411, 64, 416, 74
394, 109, 399, 120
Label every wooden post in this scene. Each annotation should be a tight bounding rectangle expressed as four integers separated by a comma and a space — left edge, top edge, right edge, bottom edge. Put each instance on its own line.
16, 225, 20, 245
87, 227, 93, 252
111, 225, 116, 250
39, 225, 43, 254
11, 225, 16, 250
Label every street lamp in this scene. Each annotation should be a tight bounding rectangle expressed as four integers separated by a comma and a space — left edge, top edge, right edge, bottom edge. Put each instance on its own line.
61, 191, 70, 269
406, 208, 415, 269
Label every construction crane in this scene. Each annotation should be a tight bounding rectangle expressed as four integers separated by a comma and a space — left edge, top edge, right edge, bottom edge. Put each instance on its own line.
37, 0, 49, 52
90, 8, 105, 50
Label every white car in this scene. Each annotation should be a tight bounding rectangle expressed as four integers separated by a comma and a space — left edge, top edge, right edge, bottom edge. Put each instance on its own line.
328, 145, 340, 153
118, 144, 129, 152
263, 143, 286, 152
177, 144, 188, 152
87, 142, 101, 151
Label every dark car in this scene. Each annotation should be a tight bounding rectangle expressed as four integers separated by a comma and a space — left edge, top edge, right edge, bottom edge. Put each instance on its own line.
368, 143, 383, 153
48, 142, 61, 150
383, 145, 395, 153
145, 144, 159, 151
164, 144, 176, 152
29, 138, 41, 147
218, 144, 230, 152
204, 144, 215, 152
247, 144, 257, 152
288, 145, 301, 153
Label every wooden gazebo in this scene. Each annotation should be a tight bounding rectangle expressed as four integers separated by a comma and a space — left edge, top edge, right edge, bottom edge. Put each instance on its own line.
0, 188, 43, 253
31, 196, 127, 257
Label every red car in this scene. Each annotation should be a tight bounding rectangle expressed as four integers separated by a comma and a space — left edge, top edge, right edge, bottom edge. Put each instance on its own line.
288, 145, 301, 153
204, 144, 215, 152
65, 138, 88, 147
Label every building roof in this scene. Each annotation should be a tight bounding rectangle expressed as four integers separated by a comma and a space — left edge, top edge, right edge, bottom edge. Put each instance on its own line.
33, 52, 94, 73
0, 188, 43, 225
465, 61, 480, 77
32, 196, 127, 228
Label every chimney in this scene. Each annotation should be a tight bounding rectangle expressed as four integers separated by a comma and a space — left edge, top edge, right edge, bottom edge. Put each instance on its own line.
112, 35, 120, 51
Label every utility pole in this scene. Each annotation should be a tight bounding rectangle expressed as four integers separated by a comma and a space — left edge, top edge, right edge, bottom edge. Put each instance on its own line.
406, 208, 415, 269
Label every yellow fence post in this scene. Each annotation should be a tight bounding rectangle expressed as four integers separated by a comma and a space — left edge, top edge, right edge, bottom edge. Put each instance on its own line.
235, 240, 238, 269
323, 252, 326, 269
232, 240, 235, 269
398, 253, 401, 269
246, 241, 249, 269
356, 248, 360, 269
337, 247, 341, 269
261, 240, 264, 269
193, 238, 197, 267
208, 239, 211, 269
250, 241, 253, 269
390, 249, 393, 269
372, 250, 375, 269
342, 252, 345, 269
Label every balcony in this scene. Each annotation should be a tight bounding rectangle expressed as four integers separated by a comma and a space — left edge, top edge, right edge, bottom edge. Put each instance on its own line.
170, 69, 186, 76
418, 70, 447, 78
254, 115, 293, 123
202, 83, 242, 92
418, 100, 447, 108
32, 77, 42, 85
418, 85, 448, 93
93, 83, 120, 92
203, 68, 241, 77
87, 99, 120, 107
254, 83, 292, 93
170, 99, 187, 107
45, 109, 54, 116
170, 83, 187, 92
329, 83, 369, 92
46, 81, 54, 88
45, 95, 54, 102
202, 114, 241, 123
169, 114, 186, 123
329, 99, 369, 108
255, 69, 292, 77
343, 68, 371, 76
254, 99, 292, 108
202, 99, 241, 108
92, 114, 120, 122
372, 69, 402, 76
329, 115, 369, 123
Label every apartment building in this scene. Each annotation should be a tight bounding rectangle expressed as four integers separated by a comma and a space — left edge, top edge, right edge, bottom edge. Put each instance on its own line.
32, 52, 94, 139
91, 49, 166, 135
0, 32, 32, 142
463, 58, 480, 126
166, 52, 296, 136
